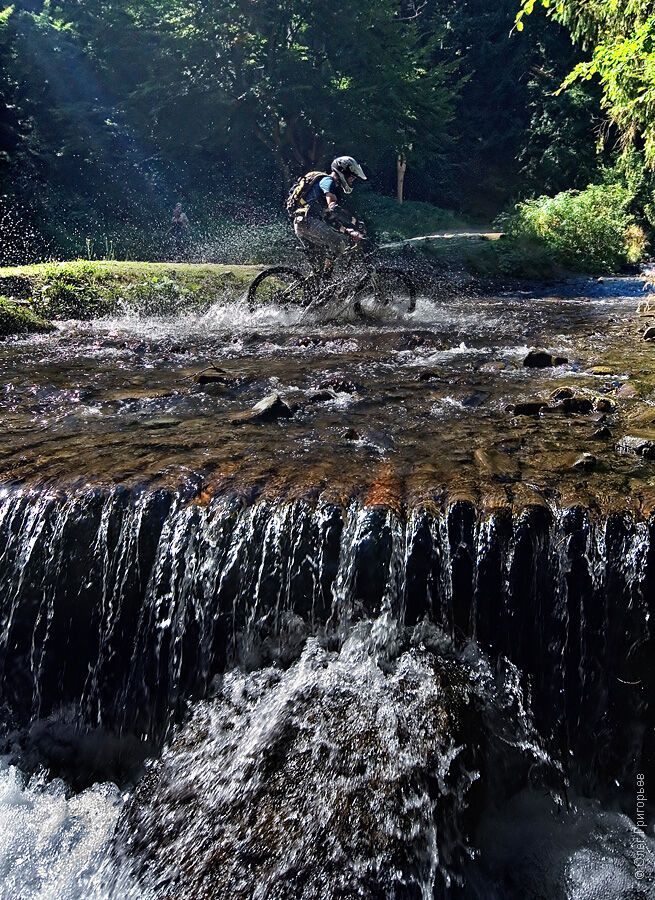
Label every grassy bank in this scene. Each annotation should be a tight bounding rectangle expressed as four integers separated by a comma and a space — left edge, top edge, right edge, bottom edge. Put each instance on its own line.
0, 297, 54, 337
0, 261, 262, 330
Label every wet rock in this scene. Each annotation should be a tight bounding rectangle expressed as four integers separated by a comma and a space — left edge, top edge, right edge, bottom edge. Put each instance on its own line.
417, 370, 442, 382
342, 427, 360, 440
195, 372, 233, 386
591, 426, 612, 440
107, 389, 175, 404
318, 377, 357, 394
550, 387, 575, 402
241, 331, 263, 345
474, 449, 520, 481
235, 393, 294, 424
294, 336, 323, 347
617, 383, 639, 400
557, 397, 594, 415
594, 397, 617, 413
644, 326, 655, 341
523, 350, 569, 368
571, 453, 597, 472
306, 390, 337, 404
511, 401, 546, 416
617, 436, 655, 459
143, 417, 181, 429
462, 390, 490, 408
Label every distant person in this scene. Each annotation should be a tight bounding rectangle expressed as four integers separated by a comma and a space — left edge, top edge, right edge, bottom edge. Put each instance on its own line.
170, 203, 189, 258
287, 156, 367, 273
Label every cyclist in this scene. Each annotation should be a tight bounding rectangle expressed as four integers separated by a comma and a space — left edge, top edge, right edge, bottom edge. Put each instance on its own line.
290, 156, 368, 273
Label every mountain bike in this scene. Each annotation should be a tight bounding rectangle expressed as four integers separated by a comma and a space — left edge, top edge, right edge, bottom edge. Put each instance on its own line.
247, 240, 417, 318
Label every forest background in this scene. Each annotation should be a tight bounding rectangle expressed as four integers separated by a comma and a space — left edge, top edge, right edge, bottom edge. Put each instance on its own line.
0, 0, 653, 271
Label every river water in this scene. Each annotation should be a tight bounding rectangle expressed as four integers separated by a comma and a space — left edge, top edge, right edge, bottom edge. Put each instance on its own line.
1, 281, 654, 897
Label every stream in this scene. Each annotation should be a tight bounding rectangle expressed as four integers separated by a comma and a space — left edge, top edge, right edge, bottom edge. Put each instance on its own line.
1, 279, 654, 898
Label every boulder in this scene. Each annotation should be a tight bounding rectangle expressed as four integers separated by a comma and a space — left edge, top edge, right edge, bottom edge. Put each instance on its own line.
550, 387, 575, 402
523, 350, 569, 369
644, 326, 655, 341
591, 426, 612, 440
342, 427, 360, 440
571, 453, 597, 472
617, 383, 639, 400
617, 436, 655, 459
594, 397, 617, 413
234, 393, 294, 424
589, 365, 615, 376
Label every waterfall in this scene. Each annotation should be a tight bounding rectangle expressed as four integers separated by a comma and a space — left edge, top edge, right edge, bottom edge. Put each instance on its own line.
0, 485, 651, 794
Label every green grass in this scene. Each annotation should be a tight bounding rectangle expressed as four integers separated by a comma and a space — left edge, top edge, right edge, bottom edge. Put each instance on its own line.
0, 297, 54, 337
0, 260, 262, 319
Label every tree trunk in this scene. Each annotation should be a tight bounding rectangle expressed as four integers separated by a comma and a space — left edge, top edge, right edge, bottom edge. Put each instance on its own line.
396, 153, 407, 204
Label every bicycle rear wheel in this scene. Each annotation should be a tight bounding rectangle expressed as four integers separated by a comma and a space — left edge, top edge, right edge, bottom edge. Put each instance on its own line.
247, 266, 308, 311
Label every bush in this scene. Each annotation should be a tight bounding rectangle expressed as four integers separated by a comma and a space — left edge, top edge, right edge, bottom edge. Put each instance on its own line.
503, 184, 648, 273
354, 193, 467, 242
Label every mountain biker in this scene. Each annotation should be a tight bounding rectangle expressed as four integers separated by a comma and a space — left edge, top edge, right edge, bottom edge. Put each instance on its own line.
291, 156, 368, 272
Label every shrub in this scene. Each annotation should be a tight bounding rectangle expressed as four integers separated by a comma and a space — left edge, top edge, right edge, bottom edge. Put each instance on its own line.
503, 184, 648, 273
354, 193, 467, 242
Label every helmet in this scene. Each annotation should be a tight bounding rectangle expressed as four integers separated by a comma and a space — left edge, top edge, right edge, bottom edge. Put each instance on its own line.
331, 156, 367, 194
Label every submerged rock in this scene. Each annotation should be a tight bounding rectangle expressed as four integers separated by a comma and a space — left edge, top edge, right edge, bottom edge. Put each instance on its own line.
523, 350, 569, 368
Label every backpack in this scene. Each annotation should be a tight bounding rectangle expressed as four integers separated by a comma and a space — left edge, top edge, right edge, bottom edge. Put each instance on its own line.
285, 171, 331, 218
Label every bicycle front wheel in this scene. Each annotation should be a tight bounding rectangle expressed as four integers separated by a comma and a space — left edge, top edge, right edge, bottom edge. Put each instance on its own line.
247, 266, 309, 311
352, 267, 417, 317
372, 266, 417, 314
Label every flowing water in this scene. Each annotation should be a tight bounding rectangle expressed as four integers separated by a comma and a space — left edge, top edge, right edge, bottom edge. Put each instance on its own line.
1, 281, 654, 897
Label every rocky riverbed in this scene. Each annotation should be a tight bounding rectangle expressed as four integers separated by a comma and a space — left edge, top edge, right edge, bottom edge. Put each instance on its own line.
2, 274, 655, 513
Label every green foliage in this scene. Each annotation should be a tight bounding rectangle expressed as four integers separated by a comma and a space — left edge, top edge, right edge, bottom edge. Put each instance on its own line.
0, 297, 53, 337
355, 193, 467, 242
518, 1, 655, 165
503, 183, 648, 273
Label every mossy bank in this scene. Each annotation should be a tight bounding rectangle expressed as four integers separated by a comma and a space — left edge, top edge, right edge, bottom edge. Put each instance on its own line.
0, 260, 262, 333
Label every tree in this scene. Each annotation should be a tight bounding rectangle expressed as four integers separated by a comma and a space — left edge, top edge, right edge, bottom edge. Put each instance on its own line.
516, 1, 655, 165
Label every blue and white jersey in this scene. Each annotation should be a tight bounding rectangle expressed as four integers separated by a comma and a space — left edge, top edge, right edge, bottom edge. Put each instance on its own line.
304, 175, 338, 216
